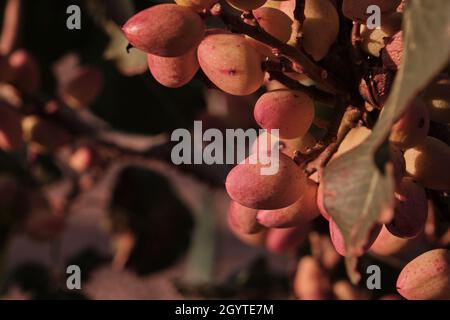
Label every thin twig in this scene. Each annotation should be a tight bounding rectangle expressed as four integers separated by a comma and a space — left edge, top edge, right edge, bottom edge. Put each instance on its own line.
218, 0, 348, 96
17, 93, 169, 155
293, 0, 306, 26
289, 0, 306, 50
302, 105, 362, 178
267, 70, 337, 106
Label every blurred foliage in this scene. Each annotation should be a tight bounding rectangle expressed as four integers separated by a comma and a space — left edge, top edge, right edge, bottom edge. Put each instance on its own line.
1, 262, 88, 299
66, 248, 110, 283
109, 165, 194, 275
0, 0, 206, 135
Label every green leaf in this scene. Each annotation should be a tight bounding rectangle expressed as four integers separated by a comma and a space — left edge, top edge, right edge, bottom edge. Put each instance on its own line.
322, 0, 450, 284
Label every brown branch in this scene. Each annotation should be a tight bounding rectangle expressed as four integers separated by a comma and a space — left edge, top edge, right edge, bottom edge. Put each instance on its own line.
293, 0, 306, 26
290, 0, 306, 49
266, 69, 337, 106
0, 0, 22, 55
218, 1, 348, 96
23, 95, 169, 155
3, 75, 229, 193
298, 105, 362, 178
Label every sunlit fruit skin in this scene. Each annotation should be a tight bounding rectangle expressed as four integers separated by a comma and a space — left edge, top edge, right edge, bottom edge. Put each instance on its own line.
265, 224, 310, 254
329, 219, 382, 256
263, 0, 284, 9
8, 49, 41, 94
423, 77, 450, 123
175, 0, 218, 11
147, 47, 199, 88
226, 0, 267, 11
253, 7, 292, 42
360, 13, 401, 57
397, 249, 450, 300
198, 33, 264, 96
382, 31, 403, 71
257, 180, 319, 228
22, 116, 71, 153
334, 126, 372, 158
225, 153, 306, 210
389, 99, 429, 150
386, 178, 428, 239
254, 89, 315, 139
342, 0, 401, 23
247, 7, 293, 58
303, 0, 339, 61
62, 66, 104, 108
228, 200, 263, 234
360, 27, 390, 58
370, 225, 424, 257
404, 137, 450, 191
294, 256, 331, 300
0, 102, 23, 151
279, 0, 295, 19
122, 4, 205, 57
280, 0, 339, 61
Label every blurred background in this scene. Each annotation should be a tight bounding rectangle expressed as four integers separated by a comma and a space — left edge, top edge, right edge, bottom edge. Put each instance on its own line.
0, 0, 296, 300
